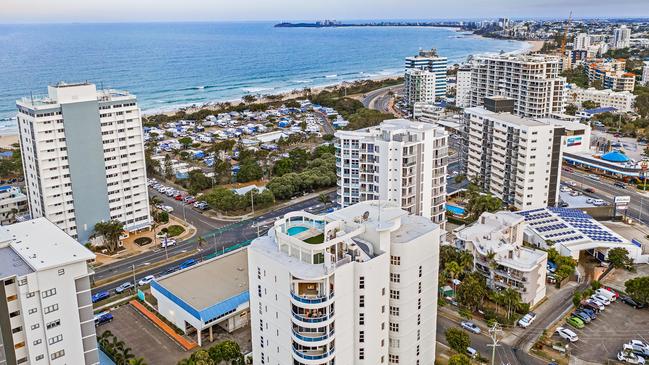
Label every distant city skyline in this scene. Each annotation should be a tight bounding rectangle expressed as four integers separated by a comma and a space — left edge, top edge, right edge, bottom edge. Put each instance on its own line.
1, 0, 649, 23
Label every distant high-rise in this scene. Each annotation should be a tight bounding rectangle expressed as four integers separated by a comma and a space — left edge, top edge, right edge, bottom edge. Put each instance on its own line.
0, 218, 98, 364
404, 68, 436, 108
573, 33, 591, 51
465, 54, 566, 118
455, 66, 472, 108
16, 83, 151, 242
248, 201, 441, 365
335, 119, 448, 225
405, 49, 447, 99
612, 25, 631, 49
642, 61, 649, 86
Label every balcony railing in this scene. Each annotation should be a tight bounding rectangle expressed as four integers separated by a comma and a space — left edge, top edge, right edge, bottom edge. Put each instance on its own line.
293, 347, 335, 361
291, 291, 335, 304
292, 310, 335, 323
292, 329, 335, 342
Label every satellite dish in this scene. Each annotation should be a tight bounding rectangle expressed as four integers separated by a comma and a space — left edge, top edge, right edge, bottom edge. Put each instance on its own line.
362, 211, 370, 221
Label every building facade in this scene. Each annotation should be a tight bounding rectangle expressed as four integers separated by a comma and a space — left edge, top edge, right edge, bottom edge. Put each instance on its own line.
0, 218, 98, 365
566, 84, 636, 112
455, 211, 547, 306
612, 26, 631, 50
573, 33, 591, 51
248, 201, 441, 365
403, 68, 436, 108
0, 186, 28, 225
585, 59, 636, 92
16, 83, 151, 242
462, 103, 566, 210
335, 119, 448, 225
466, 54, 566, 118
642, 61, 649, 86
455, 67, 472, 108
405, 49, 448, 99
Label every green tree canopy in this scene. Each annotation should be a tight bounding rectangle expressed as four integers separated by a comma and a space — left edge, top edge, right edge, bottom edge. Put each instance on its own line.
445, 327, 471, 354
93, 220, 124, 254
607, 247, 633, 269
625, 276, 649, 305
449, 354, 472, 365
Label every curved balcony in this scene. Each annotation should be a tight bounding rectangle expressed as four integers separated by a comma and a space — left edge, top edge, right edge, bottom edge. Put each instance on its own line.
292, 346, 335, 361
292, 310, 335, 324
292, 329, 335, 343
291, 291, 334, 304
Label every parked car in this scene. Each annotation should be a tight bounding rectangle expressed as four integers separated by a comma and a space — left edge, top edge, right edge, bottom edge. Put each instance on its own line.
618, 344, 646, 364
628, 340, 649, 358
595, 288, 616, 302
578, 307, 597, 320
584, 187, 596, 194
587, 174, 600, 181
94, 312, 114, 326
591, 294, 611, 305
460, 321, 481, 334
572, 311, 591, 324
179, 259, 197, 270
603, 286, 620, 299
161, 205, 174, 213
518, 312, 536, 328
614, 182, 627, 189
556, 327, 579, 342
621, 296, 646, 309
587, 298, 605, 311
160, 239, 176, 248
174, 194, 184, 201
566, 316, 585, 329
115, 282, 133, 294
547, 261, 557, 273
592, 199, 606, 206
138, 275, 155, 286
582, 301, 603, 313
91, 291, 110, 303
466, 347, 478, 359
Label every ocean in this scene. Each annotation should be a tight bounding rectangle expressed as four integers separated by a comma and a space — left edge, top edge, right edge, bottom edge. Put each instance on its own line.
0, 22, 527, 125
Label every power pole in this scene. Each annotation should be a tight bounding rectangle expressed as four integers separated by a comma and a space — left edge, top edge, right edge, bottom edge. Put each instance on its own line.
488, 322, 503, 365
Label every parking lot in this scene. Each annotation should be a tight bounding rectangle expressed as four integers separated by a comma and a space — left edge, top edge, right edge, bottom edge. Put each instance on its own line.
559, 298, 649, 363
97, 304, 252, 365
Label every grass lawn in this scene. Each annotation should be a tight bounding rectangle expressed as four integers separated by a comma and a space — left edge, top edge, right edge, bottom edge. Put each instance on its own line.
303, 233, 324, 244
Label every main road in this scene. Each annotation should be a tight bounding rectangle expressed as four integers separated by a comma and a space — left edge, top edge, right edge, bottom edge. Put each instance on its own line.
361, 84, 403, 114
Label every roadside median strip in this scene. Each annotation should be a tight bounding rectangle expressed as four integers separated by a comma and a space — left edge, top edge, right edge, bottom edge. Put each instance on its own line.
130, 299, 197, 351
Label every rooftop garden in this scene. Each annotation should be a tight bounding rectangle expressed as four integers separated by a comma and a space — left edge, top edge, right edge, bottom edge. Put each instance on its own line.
303, 233, 325, 245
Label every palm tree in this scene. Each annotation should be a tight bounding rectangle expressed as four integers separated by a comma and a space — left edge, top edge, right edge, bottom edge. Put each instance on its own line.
485, 250, 497, 290
92, 220, 125, 254
445, 261, 461, 297
501, 287, 522, 320
197, 236, 207, 251
318, 193, 331, 206
458, 250, 474, 275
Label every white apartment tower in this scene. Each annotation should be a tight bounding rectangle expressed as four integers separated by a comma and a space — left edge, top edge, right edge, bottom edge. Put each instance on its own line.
612, 25, 631, 50
573, 33, 591, 51
455, 66, 472, 108
642, 61, 649, 86
462, 100, 566, 210
248, 201, 441, 365
466, 54, 566, 118
16, 83, 151, 242
404, 68, 436, 108
0, 218, 98, 365
405, 49, 448, 99
335, 119, 448, 225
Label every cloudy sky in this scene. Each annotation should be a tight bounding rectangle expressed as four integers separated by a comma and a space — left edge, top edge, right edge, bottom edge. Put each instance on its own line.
1, 0, 647, 23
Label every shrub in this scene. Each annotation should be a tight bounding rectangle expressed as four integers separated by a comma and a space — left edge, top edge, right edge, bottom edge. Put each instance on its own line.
134, 237, 152, 246
167, 225, 185, 237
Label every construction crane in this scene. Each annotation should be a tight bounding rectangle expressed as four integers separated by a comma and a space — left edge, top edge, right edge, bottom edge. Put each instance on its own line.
560, 11, 573, 55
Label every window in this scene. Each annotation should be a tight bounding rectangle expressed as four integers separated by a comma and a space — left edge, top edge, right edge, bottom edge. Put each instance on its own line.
390, 290, 400, 300
417, 314, 421, 325
50, 350, 65, 360
9, 310, 20, 318
359, 348, 365, 360
30, 324, 40, 330
57, 269, 65, 276
418, 265, 423, 278
390, 273, 400, 283
389, 354, 399, 363
12, 326, 22, 334
359, 276, 365, 289
390, 306, 399, 316
359, 295, 365, 307
389, 322, 399, 332
42, 288, 57, 298
33, 339, 42, 345
44, 304, 59, 314
417, 298, 421, 310
390, 256, 400, 265
359, 330, 365, 343
26, 292, 35, 298
359, 313, 365, 325
48, 334, 63, 345
418, 282, 422, 294
46, 319, 61, 330
35, 354, 44, 361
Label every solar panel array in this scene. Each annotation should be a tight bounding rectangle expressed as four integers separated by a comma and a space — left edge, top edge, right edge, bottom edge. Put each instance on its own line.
517, 207, 624, 244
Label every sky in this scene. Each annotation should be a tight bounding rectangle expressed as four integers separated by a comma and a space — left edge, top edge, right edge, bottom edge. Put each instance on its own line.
1, 0, 648, 23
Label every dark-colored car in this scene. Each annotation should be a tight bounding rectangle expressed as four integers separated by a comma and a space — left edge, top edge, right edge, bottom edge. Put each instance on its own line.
572, 311, 591, 323
621, 296, 647, 309
614, 182, 626, 189
91, 291, 110, 303
179, 259, 197, 270
94, 312, 114, 326
584, 187, 596, 194
578, 307, 597, 320
581, 301, 602, 313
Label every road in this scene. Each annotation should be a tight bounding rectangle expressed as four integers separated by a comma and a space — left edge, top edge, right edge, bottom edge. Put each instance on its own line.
562, 170, 649, 225
361, 85, 403, 114
92, 189, 336, 293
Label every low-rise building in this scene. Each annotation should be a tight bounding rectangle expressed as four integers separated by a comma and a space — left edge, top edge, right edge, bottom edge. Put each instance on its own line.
0, 218, 98, 364
151, 248, 250, 347
0, 186, 28, 225
566, 84, 636, 112
585, 59, 636, 92
455, 211, 547, 306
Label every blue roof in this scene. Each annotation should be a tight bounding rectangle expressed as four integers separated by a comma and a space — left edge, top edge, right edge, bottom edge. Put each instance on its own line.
584, 107, 617, 114
0, 185, 11, 192
601, 150, 629, 163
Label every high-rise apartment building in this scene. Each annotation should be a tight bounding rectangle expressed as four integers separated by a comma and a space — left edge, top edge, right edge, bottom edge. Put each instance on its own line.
642, 61, 649, 86
612, 25, 631, 49
403, 68, 436, 108
405, 49, 447, 99
466, 54, 566, 118
573, 33, 591, 51
462, 100, 568, 210
248, 201, 441, 365
16, 83, 151, 242
455, 66, 472, 108
335, 119, 448, 225
0, 218, 98, 365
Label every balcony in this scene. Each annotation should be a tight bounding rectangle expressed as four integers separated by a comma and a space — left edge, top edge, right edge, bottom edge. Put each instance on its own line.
293, 346, 335, 361
292, 310, 335, 323
292, 328, 335, 342
291, 291, 334, 304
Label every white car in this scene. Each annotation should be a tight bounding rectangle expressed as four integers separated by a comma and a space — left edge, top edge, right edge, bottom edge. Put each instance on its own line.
586, 198, 594, 204
556, 326, 578, 342
619, 344, 646, 364
161, 205, 174, 213
567, 181, 577, 187
460, 321, 481, 334
591, 294, 610, 305
517, 312, 536, 328
160, 239, 176, 248
588, 174, 601, 181
628, 340, 649, 358
138, 275, 155, 286
592, 199, 606, 206
587, 299, 605, 311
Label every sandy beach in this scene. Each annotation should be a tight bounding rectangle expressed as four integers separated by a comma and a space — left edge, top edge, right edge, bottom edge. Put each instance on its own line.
525, 40, 545, 53
0, 134, 19, 149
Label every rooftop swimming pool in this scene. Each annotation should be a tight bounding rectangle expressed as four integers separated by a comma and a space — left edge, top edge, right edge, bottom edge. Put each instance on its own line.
446, 204, 466, 216
287, 226, 309, 236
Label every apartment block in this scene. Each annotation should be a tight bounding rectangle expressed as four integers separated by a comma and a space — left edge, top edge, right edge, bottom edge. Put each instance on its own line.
248, 201, 440, 365
611, 25, 631, 50
455, 66, 472, 108
566, 84, 636, 112
461, 100, 566, 210
405, 48, 447, 99
16, 82, 151, 242
0, 186, 28, 225
642, 61, 649, 86
465, 54, 566, 118
404, 68, 436, 108
0, 218, 98, 365
455, 211, 547, 306
573, 33, 591, 51
585, 59, 636, 92
335, 119, 448, 225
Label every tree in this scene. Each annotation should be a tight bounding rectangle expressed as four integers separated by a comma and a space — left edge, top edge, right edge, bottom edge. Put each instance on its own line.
448, 354, 472, 365
445, 261, 461, 296
607, 247, 633, 269
187, 170, 212, 194
318, 193, 331, 206
565, 104, 578, 116
213, 159, 231, 184
236, 160, 263, 182
93, 220, 125, 254
208, 340, 244, 363
456, 273, 488, 311
164, 155, 174, 180
272, 158, 294, 177
625, 276, 649, 305
445, 327, 470, 354
458, 250, 474, 274
178, 137, 193, 149
129, 359, 147, 365
501, 287, 522, 320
